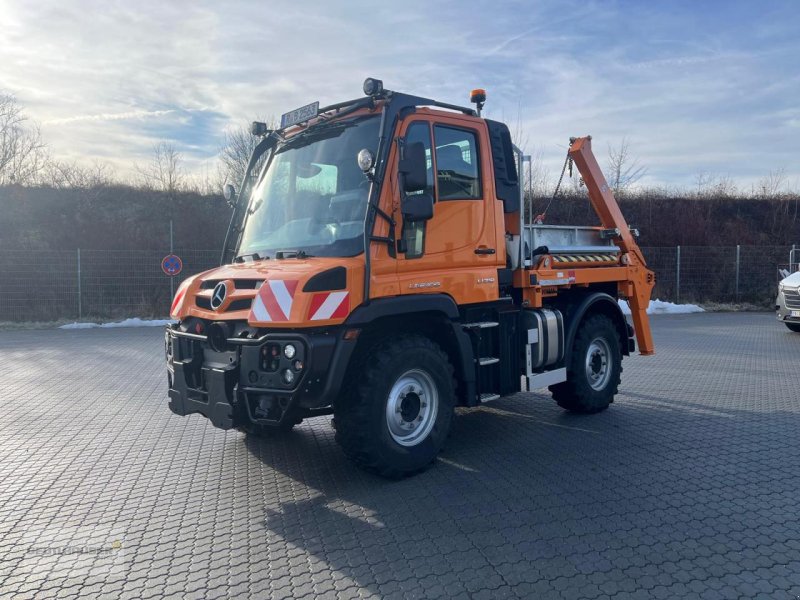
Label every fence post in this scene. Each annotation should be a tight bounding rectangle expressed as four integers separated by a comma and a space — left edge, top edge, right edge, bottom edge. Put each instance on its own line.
77, 248, 82, 320
676, 246, 681, 303
169, 219, 174, 300
735, 245, 740, 300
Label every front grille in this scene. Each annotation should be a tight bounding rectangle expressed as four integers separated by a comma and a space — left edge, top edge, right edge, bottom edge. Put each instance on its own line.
228, 299, 253, 311
784, 289, 800, 309
201, 279, 263, 290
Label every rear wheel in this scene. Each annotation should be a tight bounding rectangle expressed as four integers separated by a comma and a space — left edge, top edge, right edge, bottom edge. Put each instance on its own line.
785, 322, 800, 333
334, 335, 455, 478
551, 314, 622, 413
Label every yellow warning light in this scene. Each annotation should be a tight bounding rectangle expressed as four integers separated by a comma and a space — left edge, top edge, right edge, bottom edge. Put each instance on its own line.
470, 89, 487, 104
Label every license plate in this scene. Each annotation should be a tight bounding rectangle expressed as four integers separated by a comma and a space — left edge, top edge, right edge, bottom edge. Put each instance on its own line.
280, 101, 319, 128
791, 310, 800, 318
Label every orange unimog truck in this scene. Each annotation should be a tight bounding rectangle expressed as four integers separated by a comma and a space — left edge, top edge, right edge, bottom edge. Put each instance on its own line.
166, 78, 655, 478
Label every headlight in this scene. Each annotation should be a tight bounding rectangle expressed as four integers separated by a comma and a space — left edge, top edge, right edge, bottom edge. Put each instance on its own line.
282, 369, 295, 384
284, 344, 296, 359
779, 283, 785, 293
357, 148, 375, 172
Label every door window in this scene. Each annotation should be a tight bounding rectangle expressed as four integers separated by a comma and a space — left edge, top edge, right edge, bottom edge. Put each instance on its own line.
434, 126, 481, 200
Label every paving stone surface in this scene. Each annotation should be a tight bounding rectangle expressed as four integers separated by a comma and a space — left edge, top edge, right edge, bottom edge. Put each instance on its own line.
1, 313, 799, 599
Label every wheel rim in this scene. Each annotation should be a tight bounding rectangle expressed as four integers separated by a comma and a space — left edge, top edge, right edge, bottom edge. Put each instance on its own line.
385, 369, 439, 447
585, 337, 612, 391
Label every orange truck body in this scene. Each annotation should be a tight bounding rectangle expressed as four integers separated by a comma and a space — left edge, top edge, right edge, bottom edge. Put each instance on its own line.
165, 80, 655, 477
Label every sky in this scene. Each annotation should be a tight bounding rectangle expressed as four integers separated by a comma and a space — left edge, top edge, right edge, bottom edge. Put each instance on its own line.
1, 0, 798, 189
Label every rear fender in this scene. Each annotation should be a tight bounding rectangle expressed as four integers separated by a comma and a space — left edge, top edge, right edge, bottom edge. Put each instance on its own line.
564, 292, 633, 357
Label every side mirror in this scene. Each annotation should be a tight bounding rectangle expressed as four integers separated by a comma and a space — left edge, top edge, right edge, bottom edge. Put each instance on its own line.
402, 193, 434, 222
223, 183, 237, 207
398, 141, 427, 193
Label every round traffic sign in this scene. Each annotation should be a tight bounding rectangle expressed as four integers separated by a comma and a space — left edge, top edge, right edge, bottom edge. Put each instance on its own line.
161, 254, 183, 276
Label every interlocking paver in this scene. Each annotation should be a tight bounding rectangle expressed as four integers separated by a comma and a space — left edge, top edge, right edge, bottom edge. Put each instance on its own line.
1, 313, 799, 598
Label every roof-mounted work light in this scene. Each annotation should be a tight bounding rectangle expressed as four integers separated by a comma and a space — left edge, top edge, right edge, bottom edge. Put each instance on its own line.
363, 77, 384, 97
250, 121, 269, 136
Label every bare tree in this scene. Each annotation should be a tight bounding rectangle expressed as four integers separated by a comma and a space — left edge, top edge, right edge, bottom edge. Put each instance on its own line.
135, 142, 184, 193
0, 92, 48, 185
44, 159, 114, 189
693, 171, 738, 198
756, 168, 787, 198
217, 117, 275, 190
606, 137, 647, 197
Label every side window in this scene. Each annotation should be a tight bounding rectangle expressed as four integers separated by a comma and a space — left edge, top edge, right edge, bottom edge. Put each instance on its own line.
434, 126, 481, 200
401, 122, 433, 259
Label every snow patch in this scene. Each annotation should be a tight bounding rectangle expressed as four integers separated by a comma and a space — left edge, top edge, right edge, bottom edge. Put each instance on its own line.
618, 299, 704, 315
60, 318, 175, 330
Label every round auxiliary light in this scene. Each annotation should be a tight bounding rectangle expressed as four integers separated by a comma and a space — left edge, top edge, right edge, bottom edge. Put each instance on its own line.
284, 344, 296, 359
283, 369, 295, 385
293, 359, 304, 371
357, 148, 374, 172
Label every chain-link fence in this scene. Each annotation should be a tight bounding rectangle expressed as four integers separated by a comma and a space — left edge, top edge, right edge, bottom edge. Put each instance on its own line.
646, 245, 793, 306
0, 246, 794, 322
3, 249, 218, 322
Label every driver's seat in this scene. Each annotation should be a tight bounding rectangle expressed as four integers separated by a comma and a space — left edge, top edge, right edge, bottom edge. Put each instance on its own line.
437, 144, 472, 199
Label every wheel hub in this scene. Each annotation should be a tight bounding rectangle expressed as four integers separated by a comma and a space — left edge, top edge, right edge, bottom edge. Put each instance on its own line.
386, 370, 438, 447
400, 392, 422, 422
585, 338, 612, 391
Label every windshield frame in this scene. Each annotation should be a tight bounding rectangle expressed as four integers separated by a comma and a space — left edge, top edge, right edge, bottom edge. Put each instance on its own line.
234, 113, 381, 261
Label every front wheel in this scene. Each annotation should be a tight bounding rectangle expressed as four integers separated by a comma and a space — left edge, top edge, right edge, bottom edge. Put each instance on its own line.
550, 314, 622, 413
785, 322, 800, 333
334, 335, 455, 478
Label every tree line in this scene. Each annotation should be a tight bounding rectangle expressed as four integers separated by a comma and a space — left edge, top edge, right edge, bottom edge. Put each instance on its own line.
1, 90, 798, 253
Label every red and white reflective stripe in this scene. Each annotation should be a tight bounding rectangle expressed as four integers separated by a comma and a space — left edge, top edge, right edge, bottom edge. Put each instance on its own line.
169, 287, 186, 319
250, 280, 298, 322
308, 291, 349, 321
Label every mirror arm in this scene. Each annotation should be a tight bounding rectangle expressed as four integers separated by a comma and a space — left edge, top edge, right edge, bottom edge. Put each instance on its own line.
366, 203, 397, 258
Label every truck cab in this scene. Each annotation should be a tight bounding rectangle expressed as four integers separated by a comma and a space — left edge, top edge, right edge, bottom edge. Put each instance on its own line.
166, 78, 655, 478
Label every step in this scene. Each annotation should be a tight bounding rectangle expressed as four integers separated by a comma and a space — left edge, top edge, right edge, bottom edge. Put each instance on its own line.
479, 393, 500, 403
478, 357, 499, 366
463, 321, 499, 329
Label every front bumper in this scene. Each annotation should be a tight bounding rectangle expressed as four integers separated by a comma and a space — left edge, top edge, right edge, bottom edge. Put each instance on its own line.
166, 325, 356, 430
776, 289, 800, 322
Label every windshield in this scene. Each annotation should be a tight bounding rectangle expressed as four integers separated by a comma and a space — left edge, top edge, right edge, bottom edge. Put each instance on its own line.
237, 115, 380, 259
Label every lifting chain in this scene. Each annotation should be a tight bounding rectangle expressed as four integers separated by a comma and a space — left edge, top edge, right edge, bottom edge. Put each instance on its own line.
535, 148, 572, 224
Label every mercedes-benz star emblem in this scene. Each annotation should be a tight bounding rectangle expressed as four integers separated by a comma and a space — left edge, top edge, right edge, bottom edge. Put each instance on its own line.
210, 282, 228, 311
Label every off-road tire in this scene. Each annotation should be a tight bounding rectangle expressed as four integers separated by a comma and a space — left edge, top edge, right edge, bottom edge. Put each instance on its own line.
785, 322, 800, 333
334, 335, 455, 479
550, 314, 622, 413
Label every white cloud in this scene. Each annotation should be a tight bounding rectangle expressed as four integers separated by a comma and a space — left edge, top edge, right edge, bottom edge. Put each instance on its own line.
0, 0, 798, 188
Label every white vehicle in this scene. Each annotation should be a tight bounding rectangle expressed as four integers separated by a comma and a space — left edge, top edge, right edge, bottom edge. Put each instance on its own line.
777, 247, 800, 332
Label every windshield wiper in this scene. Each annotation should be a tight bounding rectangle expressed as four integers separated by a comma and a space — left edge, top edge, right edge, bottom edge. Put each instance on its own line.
234, 252, 267, 263
275, 249, 313, 259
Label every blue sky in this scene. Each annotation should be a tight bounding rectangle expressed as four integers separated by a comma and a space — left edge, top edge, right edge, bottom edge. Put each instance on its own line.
1, 0, 798, 189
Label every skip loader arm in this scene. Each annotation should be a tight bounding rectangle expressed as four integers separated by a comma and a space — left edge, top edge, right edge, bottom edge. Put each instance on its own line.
569, 136, 655, 356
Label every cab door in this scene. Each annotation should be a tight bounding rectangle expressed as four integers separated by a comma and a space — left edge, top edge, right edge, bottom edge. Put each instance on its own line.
395, 113, 502, 305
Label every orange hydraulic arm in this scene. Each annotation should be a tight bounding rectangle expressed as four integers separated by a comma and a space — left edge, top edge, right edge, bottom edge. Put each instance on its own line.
569, 136, 655, 355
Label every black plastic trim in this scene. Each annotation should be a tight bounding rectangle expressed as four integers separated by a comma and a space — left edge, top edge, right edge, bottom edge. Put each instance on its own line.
485, 119, 519, 213
302, 267, 347, 292
564, 292, 633, 358
344, 294, 461, 324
